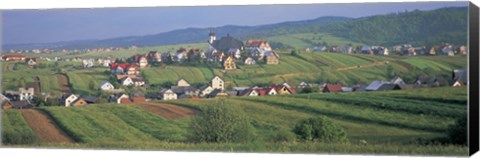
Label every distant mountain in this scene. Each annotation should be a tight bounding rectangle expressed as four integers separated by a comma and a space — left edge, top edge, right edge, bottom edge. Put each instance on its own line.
3, 7, 468, 50
319, 7, 468, 46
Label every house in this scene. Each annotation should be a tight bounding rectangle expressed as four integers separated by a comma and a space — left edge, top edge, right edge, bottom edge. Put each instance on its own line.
207, 89, 228, 98
245, 40, 272, 51
132, 96, 146, 103
26, 58, 37, 66
71, 98, 88, 106
453, 69, 467, 85
390, 77, 406, 85
365, 81, 401, 91
210, 75, 224, 90
18, 87, 35, 101
323, 84, 343, 93
110, 63, 140, 75
451, 79, 465, 87
82, 59, 94, 68
62, 94, 78, 107
199, 85, 214, 97
120, 77, 134, 86
2, 55, 26, 61
147, 51, 162, 63
227, 48, 242, 59
132, 77, 146, 87
109, 93, 130, 104
274, 84, 296, 95
132, 54, 149, 68
99, 81, 115, 91
238, 88, 259, 97
160, 89, 177, 100
176, 78, 191, 87
264, 51, 279, 64
223, 56, 237, 70
171, 86, 200, 97
265, 87, 278, 95
244, 57, 256, 65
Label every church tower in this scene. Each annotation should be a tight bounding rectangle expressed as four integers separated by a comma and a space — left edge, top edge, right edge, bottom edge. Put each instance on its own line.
208, 29, 216, 44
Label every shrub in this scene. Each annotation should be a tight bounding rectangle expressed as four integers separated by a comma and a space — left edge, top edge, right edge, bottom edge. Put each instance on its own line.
447, 114, 467, 145
189, 100, 255, 143
271, 128, 296, 143
293, 116, 347, 142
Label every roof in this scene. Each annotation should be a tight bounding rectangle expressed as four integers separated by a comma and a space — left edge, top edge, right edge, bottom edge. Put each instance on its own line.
453, 69, 467, 84
246, 40, 268, 47
324, 84, 343, 92
210, 35, 244, 52
81, 95, 97, 103
210, 75, 223, 82
171, 86, 198, 94
199, 85, 212, 91
366, 81, 401, 91
132, 97, 146, 102
110, 63, 139, 70
99, 80, 113, 86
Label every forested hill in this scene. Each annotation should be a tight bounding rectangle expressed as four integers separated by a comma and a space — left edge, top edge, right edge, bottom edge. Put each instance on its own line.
318, 7, 468, 46
3, 7, 468, 50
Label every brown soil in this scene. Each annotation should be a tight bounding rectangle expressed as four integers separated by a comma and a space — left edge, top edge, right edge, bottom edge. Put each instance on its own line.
57, 74, 71, 93
20, 109, 74, 143
134, 102, 198, 120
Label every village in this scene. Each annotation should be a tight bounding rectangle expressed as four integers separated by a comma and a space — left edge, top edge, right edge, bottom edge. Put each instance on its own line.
0, 32, 469, 109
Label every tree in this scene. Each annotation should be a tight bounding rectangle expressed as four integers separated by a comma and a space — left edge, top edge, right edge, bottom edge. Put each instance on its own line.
189, 100, 256, 143
293, 116, 347, 142
447, 114, 467, 145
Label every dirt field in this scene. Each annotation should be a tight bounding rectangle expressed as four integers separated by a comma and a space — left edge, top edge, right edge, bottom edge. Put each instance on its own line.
57, 74, 71, 93
134, 102, 198, 120
20, 109, 74, 143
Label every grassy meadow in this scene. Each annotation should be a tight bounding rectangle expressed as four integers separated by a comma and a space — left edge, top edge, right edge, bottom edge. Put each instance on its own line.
1, 87, 468, 155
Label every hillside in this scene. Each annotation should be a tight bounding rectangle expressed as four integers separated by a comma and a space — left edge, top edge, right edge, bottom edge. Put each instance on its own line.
2, 87, 468, 155
3, 6, 468, 50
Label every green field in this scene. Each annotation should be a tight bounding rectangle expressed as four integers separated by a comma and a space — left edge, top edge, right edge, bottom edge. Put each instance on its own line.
266, 33, 364, 49
2, 87, 468, 155
2, 110, 40, 145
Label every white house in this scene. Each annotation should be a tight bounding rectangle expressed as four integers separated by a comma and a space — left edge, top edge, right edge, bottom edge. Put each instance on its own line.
244, 57, 256, 65
139, 56, 148, 68
18, 88, 34, 101
210, 75, 224, 90
266, 87, 278, 95
121, 77, 134, 86
99, 81, 115, 91
161, 89, 177, 100
177, 78, 191, 87
64, 94, 78, 107
199, 85, 214, 97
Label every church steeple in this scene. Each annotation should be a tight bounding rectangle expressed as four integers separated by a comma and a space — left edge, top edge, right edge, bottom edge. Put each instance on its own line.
208, 29, 216, 44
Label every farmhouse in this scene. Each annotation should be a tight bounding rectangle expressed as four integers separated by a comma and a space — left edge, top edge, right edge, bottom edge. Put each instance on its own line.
176, 78, 191, 87
244, 57, 256, 65
210, 75, 224, 90
99, 81, 115, 91
323, 84, 343, 93
264, 51, 279, 64
223, 56, 237, 70
110, 63, 140, 75
132, 54, 149, 68
160, 89, 177, 100
2, 55, 26, 61
273, 84, 296, 95
109, 93, 130, 104
5, 87, 35, 101
246, 39, 272, 51
365, 81, 401, 91
199, 85, 214, 97
25, 58, 37, 66
147, 51, 162, 63
238, 88, 259, 97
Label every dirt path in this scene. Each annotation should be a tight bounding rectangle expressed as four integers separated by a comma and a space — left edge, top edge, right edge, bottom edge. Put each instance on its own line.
134, 102, 198, 120
336, 61, 389, 71
20, 109, 74, 143
57, 74, 72, 93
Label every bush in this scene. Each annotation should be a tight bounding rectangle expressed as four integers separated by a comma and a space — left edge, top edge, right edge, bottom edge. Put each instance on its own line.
189, 100, 256, 143
447, 114, 467, 145
271, 128, 296, 143
293, 116, 347, 142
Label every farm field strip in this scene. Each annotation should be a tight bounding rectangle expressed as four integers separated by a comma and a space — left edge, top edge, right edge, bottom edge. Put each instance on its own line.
2, 110, 40, 145
20, 109, 74, 143
134, 102, 198, 120
235, 96, 453, 132
42, 106, 155, 142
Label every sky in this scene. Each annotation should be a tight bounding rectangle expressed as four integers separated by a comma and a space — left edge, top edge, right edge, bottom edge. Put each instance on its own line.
1, 1, 468, 45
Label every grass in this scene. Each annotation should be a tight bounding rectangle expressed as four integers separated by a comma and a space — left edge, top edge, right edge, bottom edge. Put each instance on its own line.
65, 68, 110, 95
1, 110, 40, 145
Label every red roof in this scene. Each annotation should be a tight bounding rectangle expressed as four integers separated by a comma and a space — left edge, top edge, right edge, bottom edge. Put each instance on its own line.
246, 40, 267, 47
324, 84, 343, 92
256, 89, 267, 96
132, 97, 146, 102
110, 63, 139, 70
120, 98, 132, 104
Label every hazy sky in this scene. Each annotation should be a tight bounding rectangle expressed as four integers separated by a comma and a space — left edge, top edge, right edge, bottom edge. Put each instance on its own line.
1, 1, 468, 45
